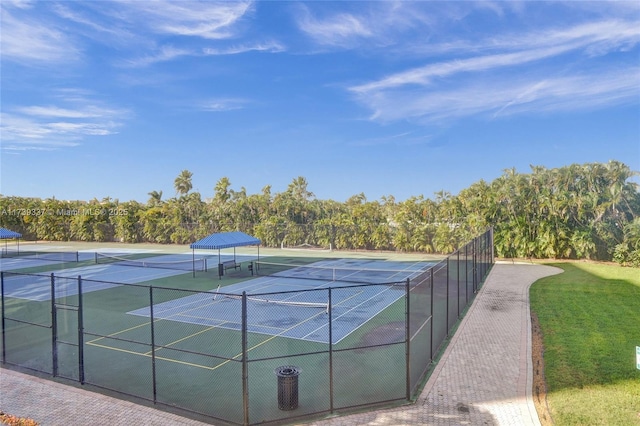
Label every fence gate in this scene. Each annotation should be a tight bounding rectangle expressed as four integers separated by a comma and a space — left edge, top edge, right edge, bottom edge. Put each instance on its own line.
52, 275, 84, 383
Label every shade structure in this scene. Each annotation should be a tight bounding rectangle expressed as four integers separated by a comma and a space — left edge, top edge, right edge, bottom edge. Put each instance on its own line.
0, 228, 22, 239
190, 231, 261, 278
0, 227, 22, 256
190, 231, 260, 250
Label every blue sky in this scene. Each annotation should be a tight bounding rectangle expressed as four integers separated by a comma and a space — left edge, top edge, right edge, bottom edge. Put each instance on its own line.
1, 1, 639, 203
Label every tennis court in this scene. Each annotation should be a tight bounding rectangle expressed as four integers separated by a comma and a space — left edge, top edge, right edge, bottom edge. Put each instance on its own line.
1, 229, 494, 425
0, 249, 92, 271
1, 251, 237, 301
128, 258, 433, 344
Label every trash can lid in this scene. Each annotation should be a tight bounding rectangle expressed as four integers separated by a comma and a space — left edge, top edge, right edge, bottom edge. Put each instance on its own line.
275, 366, 301, 376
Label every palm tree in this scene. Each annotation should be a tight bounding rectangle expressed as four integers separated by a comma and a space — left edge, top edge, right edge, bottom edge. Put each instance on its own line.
147, 190, 163, 207
287, 176, 314, 201
214, 177, 232, 204
174, 170, 193, 196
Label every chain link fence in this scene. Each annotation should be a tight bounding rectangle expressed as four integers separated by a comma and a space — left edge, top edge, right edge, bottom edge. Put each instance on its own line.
1, 228, 493, 425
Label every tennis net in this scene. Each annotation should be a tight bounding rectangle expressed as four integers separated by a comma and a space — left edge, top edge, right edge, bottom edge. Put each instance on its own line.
95, 253, 207, 271
253, 260, 424, 285
0, 250, 79, 262
213, 287, 329, 313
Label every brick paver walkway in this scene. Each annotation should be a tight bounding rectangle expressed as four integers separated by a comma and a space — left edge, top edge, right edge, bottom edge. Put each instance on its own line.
1, 262, 561, 425
307, 262, 562, 426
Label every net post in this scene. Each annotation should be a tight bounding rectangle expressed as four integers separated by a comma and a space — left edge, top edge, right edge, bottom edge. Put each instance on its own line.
405, 277, 411, 401
51, 273, 58, 377
77, 276, 85, 384
149, 286, 158, 404
94, 252, 98, 264
242, 291, 249, 426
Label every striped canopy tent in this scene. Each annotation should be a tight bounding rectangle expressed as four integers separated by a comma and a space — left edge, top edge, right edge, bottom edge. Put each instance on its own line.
0, 228, 22, 255
190, 231, 261, 276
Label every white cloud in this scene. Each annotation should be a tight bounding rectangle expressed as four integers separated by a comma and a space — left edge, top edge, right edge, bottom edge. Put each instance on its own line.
357, 67, 640, 124
1, 93, 131, 151
16, 105, 122, 119
3, 0, 34, 9
202, 40, 285, 56
199, 98, 248, 112
297, 7, 373, 47
118, 0, 253, 39
352, 20, 640, 94
123, 40, 285, 68
0, 5, 81, 64
351, 45, 579, 94
349, 18, 640, 124
293, 2, 536, 51
2, 1, 261, 68
123, 45, 194, 67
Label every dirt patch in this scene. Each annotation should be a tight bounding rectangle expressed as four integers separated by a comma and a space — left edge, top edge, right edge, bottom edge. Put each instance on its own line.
355, 321, 406, 352
531, 312, 554, 426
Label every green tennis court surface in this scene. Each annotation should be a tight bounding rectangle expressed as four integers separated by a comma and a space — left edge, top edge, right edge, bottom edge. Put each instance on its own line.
2, 233, 497, 426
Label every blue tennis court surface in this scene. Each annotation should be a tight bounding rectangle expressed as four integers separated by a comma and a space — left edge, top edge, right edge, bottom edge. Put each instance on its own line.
129, 259, 433, 344
0, 251, 95, 271
2, 254, 206, 302
2, 252, 259, 302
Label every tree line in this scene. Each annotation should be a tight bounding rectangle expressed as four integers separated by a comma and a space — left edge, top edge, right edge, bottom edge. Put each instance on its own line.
1, 161, 639, 266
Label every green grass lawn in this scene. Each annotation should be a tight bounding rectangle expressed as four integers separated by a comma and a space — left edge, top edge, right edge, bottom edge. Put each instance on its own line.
530, 262, 640, 425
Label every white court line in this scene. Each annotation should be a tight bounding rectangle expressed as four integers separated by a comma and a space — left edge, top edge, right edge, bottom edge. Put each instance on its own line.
301, 284, 404, 343
81, 248, 159, 253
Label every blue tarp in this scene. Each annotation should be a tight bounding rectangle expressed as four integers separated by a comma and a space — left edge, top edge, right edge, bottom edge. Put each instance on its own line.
190, 231, 260, 250
0, 228, 22, 239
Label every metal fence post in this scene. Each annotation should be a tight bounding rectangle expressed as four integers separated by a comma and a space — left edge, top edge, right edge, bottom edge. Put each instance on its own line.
491, 226, 495, 264
482, 232, 486, 279
446, 257, 450, 332
457, 250, 461, 318
149, 286, 157, 404
405, 278, 410, 400
78, 276, 85, 384
471, 238, 478, 294
429, 268, 434, 362
328, 287, 334, 413
51, 273, 58, 377
464, 245, 469, 304
242, 291, 249, 426
1, 272, 5, 364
